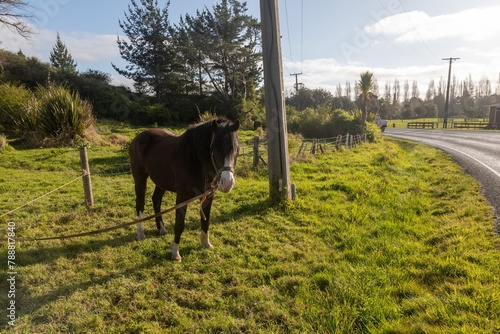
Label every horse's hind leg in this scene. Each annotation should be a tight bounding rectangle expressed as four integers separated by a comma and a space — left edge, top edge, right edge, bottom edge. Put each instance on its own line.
133, 173, 148, 240
152, 185, 168, 235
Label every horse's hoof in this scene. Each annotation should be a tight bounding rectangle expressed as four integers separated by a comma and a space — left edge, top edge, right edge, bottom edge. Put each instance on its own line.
171, 242, 182, 261
159, 227, 168, 236
137, 234, 146, 241
200, 231, 214, 249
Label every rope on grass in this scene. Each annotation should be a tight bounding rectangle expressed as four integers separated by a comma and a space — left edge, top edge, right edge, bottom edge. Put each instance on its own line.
0, 187, 216, 242
0, 173, 85, 219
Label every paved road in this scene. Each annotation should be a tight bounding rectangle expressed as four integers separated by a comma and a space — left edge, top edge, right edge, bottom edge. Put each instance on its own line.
384, 128, 500, 232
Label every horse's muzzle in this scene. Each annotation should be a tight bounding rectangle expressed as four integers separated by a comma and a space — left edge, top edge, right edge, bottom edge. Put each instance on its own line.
219, 170, 235, 192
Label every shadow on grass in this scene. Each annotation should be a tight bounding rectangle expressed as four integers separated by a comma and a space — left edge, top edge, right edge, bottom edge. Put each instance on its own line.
215, 197, 273, 224
15, 234, 136, 267
0, 233, 177, 330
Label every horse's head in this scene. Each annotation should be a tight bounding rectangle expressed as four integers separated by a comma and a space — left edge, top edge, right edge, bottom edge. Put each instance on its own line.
210, 119, 240, 193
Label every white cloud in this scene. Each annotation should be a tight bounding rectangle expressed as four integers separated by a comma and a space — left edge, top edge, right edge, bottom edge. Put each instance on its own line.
0, 24, 131, 87
284, 56, 498, 99
365, 6, 500, 43
0, 24, 122, 67
61, 32, 119, 62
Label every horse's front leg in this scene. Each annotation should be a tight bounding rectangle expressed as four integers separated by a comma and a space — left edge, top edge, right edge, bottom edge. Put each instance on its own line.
171, 196, 187, 261
200, 195, 214, 249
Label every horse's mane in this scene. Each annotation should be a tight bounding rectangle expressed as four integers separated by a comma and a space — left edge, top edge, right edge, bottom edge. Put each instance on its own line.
177, 117, 238, 163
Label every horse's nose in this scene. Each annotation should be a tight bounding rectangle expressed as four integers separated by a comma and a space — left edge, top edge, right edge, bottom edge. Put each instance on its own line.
219, 170, 235, 193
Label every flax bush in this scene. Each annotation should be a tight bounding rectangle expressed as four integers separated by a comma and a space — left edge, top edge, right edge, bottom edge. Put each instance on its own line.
32, 84, 96, 145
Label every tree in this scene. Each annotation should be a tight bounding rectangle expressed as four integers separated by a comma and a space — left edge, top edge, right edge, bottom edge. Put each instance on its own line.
411, 80, 420, 99
393, 79, 400, 106
49, 32, 77, 73
113, 0, 181, 99
425, 79, 435, 102
0, 0, 31, 38
174, 0, 261, 117
403, 80, 410, 102
496, 73, 500, 95
344, 81, 352, 100
357, 71, 375, 134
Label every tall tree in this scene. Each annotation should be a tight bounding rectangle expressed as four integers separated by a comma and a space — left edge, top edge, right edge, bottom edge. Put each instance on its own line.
393, 78, 400, 106
113, 0, 181, 99
174, 0, 261, 117
49, 32, 77, 73
0, 0, 31, 38
425, 79, 435, 101
344, 80, 352, 100
496, 73, 500, 95
384, 81, 391, 101
357, 71, 375, 134
403, 80, 410, 102
411, 80, 420, 99
335, 83, 342, 98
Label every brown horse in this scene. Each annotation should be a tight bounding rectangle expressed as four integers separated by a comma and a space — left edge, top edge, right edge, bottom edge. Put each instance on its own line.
129, 118, 240, 261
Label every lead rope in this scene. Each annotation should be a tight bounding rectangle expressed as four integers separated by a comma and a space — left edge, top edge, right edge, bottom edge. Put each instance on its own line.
0, 187, 216, 242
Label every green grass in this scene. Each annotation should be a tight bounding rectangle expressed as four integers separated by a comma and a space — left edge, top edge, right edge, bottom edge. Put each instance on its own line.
0, 126, 499, 333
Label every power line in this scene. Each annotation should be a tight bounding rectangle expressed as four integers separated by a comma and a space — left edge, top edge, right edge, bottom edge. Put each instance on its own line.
283, 0, 305, 86
348, 1, 427, 66
376, 0, 435, 66
283, 0, 296, 73
397, 0, 440, 62
300, 0, 304, 72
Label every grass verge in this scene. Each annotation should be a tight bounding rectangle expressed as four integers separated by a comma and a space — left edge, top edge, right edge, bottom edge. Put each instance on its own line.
0, 128, 499, 333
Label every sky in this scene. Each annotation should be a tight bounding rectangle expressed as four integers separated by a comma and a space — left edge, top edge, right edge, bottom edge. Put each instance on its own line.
1, 0, 499, 98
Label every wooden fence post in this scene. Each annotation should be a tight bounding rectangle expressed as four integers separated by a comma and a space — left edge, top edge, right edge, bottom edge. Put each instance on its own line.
253, 136, 260, 169
345, 133, 350, 149
79, 146, 94, 210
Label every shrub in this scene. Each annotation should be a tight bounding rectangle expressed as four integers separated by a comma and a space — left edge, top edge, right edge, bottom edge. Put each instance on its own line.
365, 122, 382, 142
287, 106, 382, 142
32, 84, 96, 145
288, 107, 360, 138
0, 82, 32, 133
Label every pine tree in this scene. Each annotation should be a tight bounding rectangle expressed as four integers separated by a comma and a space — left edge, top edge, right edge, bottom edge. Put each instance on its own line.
112, 0, 181, 99
174, 0, 261, 115
49, 32, 77, 73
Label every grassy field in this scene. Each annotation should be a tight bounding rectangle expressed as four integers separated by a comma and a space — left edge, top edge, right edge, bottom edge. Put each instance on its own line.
388, 117, 490, 129
1, 124, 499, 333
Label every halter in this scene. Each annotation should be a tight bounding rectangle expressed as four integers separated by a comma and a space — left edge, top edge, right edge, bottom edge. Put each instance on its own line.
209, 131, 235, 188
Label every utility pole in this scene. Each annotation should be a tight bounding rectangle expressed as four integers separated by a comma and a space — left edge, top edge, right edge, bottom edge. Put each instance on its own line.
260, 0, 292, 203
290, 72, 302, 95
442, 57, 459, 128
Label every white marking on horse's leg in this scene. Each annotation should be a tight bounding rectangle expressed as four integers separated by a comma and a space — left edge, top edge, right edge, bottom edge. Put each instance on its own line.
171, 241, 182, 261
159, 222, 167, 235
200, 231, 214, 249
136, 212, 145, 240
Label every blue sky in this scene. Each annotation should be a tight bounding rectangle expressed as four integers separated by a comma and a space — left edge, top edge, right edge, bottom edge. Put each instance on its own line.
1, 0, 499, 97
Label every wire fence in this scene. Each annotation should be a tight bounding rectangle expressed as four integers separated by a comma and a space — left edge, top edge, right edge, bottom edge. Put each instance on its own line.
0, 132, 367, 224
297, 133, 367, 156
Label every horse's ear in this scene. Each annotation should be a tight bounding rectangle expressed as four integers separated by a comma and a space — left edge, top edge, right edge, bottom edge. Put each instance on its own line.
231, 120, 240, 132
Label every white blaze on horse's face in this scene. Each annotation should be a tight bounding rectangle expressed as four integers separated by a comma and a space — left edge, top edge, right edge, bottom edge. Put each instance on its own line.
219, 157, 235, 193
